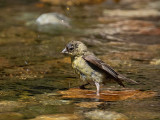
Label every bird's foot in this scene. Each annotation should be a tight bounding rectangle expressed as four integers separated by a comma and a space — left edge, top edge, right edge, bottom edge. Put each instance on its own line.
79, 85, 86, 89
79, 83, 90, 89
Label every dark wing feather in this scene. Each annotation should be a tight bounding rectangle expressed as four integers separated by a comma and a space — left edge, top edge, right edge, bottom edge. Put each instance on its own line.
83, 55, 125, 87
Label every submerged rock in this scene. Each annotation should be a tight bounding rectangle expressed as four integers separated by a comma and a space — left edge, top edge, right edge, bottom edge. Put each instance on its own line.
103, 9, 160, 18
30, 114, 81, 120
75, 102, 103, 108
0, 112, 23, 120
40, 0, 106, 6
0, 101, 26, 112
108, 20, 155, 34
150, 59, 160, 65
58, 88, 157, 101
85, 110, 128, 120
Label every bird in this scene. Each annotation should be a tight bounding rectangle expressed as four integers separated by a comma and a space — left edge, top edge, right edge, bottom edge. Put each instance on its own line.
61, 41, 137, 96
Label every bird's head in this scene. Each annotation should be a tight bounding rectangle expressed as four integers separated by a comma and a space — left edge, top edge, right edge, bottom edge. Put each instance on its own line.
61, 41, 87, 56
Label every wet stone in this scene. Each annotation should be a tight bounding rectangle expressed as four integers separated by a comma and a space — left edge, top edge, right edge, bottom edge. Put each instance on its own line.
34, 13, 71, 34
150, 59, 160, 65
108, 20, 156, 35
85, 110, 128, 120
75, 102, 104, 108
58, 88, 157, 101
125, 111, 160, 120
103, 9, 160, 18
40, 0, 106, 6
39, 99, 73, 106
0, 101, 26, 112
0, 112, 24, 120
36, 13, 70, 27
30, 114, 81, 120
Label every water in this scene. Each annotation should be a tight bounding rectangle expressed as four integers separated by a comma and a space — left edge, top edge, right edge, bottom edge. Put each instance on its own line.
0, 0, 160, 120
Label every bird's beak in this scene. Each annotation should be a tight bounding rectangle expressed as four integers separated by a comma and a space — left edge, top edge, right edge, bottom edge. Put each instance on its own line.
61, 48, 68, 54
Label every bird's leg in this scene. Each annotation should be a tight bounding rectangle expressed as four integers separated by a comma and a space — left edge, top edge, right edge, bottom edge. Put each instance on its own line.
79, 82, 90, 89
95, 82, 100, 96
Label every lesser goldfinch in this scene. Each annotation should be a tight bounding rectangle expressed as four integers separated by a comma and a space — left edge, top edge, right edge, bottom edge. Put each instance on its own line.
62, 41, 137, 96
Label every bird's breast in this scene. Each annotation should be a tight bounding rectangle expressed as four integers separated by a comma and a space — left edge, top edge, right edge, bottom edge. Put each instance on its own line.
71, 56, 104, 83
72, 56, 89, 73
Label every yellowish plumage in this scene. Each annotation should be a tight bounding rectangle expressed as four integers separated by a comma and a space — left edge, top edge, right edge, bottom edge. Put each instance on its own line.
72, 55, 104, 84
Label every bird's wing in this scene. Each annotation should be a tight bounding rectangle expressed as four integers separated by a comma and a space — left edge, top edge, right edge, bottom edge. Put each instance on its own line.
83, 55, 125, 87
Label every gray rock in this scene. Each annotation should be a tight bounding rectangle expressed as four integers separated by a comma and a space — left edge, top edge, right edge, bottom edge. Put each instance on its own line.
26, 13, 73, 34
35, 13, 71, 34
85, 110, 128, 120
36, 13, 70, 27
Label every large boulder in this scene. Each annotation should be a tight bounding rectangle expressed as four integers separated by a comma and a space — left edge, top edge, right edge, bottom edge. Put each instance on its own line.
35, 13, 71, 34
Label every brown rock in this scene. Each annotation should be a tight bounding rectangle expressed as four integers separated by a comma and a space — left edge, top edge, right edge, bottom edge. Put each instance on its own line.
139, 28, 160, 35
75, 102, 103, 108
58, 88, 157, 101
108, 20, 157, 35
0, 112, 23, 120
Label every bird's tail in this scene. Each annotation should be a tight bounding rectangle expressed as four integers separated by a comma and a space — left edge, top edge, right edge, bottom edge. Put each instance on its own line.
118, 74, 138, 84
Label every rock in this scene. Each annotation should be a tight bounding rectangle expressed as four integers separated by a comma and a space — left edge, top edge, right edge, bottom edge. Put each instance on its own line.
108, 20, 155, 33
85, 110, 128, 120
125, 111, 160, 120
139, 28, 160, 35
30, 114, 80, 120
150, 59, 160, 65
26, 13, 73, 34
103, 9, 160, 18
0, 101, 25, 112
0, 112, 24, 120
40, 0, 106, 6
97, 19, 160, 35
148, 1, 160, 10
35, 13, 71, 34
39, 99, 72, 106
75, 102, 104, 108
36, 13, 70, 27
58, 88, 157, 101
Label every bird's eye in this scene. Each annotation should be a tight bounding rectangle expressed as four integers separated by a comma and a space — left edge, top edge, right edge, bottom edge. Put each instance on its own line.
67, 44, 74, 51
69, 47, 74, 51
